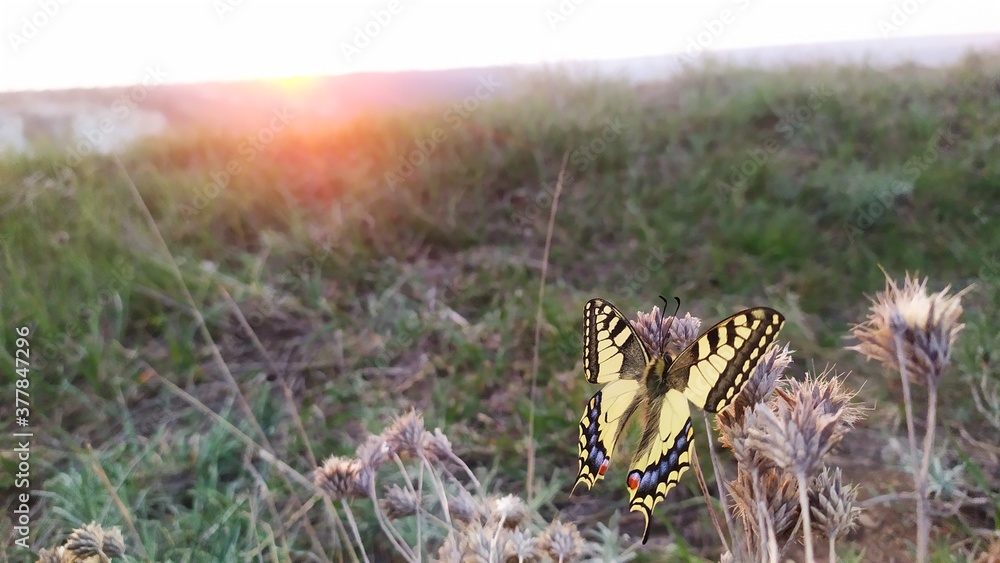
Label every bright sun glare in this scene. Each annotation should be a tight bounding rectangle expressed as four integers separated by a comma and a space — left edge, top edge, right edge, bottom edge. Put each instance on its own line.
1, 0, 998, 91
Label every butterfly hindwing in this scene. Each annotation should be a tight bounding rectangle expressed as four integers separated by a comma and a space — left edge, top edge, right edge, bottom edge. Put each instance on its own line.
674, 307, 785, 413
584, 299, 649, 384
625, 388, 694, 544
573, 378, 643, 493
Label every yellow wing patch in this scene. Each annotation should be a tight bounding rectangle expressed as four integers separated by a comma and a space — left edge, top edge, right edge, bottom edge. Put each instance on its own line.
572, 379, 642, 493
626, 388, 693, 544
583, 299, 649, 384
675, 308, 785, 413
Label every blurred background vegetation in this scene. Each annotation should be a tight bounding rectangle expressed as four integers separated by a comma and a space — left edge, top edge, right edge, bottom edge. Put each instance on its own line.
1, 52, 999, 560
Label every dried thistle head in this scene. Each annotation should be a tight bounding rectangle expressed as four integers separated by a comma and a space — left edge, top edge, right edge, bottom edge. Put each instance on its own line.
380, 483, 420, 520
382, 409, 427, 460
633, 305, 671, 357
505, 528, 543, 563
423, 427, 454, 464
539, 520, 583, 562
64, 522, 108, 559
356, 434, 391, 470
809, 467, 861, 540
458, 520, 505, 562
35, 546, 71, 563
718, 344, 793, 432
447, 490, 481, 525
849, 272, 969, 387
669, 312, 702, 352
314, 455, 369, 500
728, 467, 800, 544
776, 368, 864, 429
747, 393, 839, 478
490, 494, 528, 529
719, 404, 771, 470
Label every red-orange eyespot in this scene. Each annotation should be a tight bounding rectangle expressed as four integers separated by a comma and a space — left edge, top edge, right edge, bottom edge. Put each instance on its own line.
627, 471, 640, 490
598, 459, 609, 475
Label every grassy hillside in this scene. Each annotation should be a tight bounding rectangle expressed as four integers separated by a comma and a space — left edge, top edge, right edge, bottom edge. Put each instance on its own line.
2, 52, 999, 561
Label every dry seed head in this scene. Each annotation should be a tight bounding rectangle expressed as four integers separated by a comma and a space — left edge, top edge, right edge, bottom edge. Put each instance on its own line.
669, 312, 702, 352
64, 522, 106, 559
505, 527, 543, 563
36, 547, 72, 563
101, 527, 125, 558
448, 490, 480, 525
380, 483, 420, 520
423, 427, 454, 464
458, 521, 504, 563
436, 534, 461, 563
315, 455, 368, 500
633, 305, 670, 357
356, 434, 391, 470
728, 467, 800, 543
382, 409, 427, 460
540, 520, 583, 562
849, 273, 968, 387
719, 405, 771, 470
809, 467, 861, 540
719, 551, 734, 563
777, 368, 864, 429
747, 394, 840, 478
718, 343, 793, 432
491, 494, 528, 529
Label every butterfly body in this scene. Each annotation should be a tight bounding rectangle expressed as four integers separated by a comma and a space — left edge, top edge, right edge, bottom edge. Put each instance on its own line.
574, 298, 784, 543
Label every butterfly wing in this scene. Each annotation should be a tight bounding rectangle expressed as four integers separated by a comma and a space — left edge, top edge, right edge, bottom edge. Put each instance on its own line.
583, 298, 650, 383
625, 388, 694, 544
673, 307, 785, 413
574, 299, 650, 492
572, 379, 643, 493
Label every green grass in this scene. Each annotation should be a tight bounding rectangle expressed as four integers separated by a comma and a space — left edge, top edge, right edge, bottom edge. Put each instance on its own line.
2, 53, 1000, 560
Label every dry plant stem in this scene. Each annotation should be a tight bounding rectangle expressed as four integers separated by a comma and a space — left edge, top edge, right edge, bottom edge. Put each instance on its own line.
490, 515, 508, 560
795, 470, 815, 563
703, 411, 741, 556
421, 457, 453, 527
368, 484, 417, 562
416, 461, 425, 562
327, 499, 363, 563
525, 150, 569, 504
84, 445, 150, 562
340, 500, 373, 563
115, 158, 332, 553
917, 384, 939, 563
828, 533, 837, 563
893, 332, 927, 563
690, 446, 730, 552
445, 451, 484, 497
750, 467, 777, 563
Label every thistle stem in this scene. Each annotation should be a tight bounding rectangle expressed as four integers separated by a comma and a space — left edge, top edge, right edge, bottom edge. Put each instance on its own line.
893, 332, 926, 563
795, 470, 815, 563
916, 384, 938, 563
690, 445, 730, 552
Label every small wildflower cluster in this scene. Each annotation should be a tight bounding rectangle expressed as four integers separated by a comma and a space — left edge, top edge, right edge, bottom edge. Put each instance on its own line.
715, 348, 864, 561
36, 522, 126, 562
849, 272, 969, 563
316, 410, 600, 562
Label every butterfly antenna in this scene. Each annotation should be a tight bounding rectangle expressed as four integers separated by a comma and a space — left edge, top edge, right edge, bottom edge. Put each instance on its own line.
657, 295, 680, 354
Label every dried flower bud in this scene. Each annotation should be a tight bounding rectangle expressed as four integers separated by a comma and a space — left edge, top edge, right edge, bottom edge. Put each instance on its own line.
849, 273, 969, 387
382, 410, 427, 460
491, 494, 528, 529
314, 455, 368, 500
64, 522, 106, 558
380, 483, 420, 520
809, 467, 861, 540
540, 520, 583, 562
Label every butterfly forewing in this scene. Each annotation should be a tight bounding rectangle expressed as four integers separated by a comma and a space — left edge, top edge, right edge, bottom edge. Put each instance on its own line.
673, 307, 785, 412
583, 299, 649, 384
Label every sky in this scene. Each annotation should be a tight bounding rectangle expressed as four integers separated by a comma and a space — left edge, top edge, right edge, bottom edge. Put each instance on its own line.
1, 0, 999, 92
